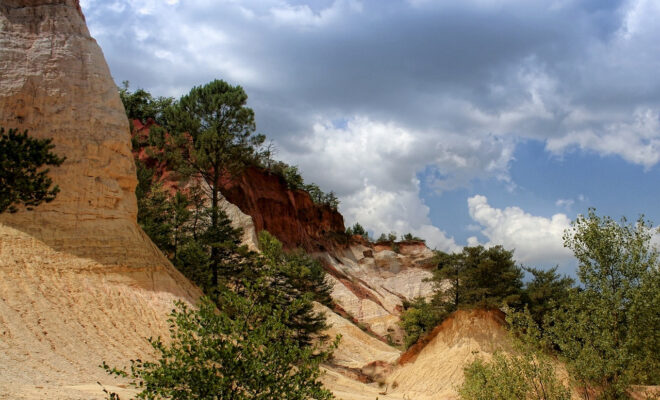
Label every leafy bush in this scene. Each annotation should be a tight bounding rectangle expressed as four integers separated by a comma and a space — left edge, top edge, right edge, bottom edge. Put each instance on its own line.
459, 308, 570, 400
399, 297, 446, 349
546, 210, 660, 397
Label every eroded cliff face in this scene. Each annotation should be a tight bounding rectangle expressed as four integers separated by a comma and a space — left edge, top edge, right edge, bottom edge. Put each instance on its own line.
321, 239, 437, 344
0, 0, 155, 266
0, 2, 199, 398
220, 166, 345, 252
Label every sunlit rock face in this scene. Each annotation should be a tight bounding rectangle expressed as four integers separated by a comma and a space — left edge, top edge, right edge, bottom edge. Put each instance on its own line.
0, 0, 158, 266
320, 240, 437, 343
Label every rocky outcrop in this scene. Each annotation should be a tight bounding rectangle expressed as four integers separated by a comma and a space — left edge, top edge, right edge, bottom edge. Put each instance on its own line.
0, 2, 199, 398
320, 240, 437, 344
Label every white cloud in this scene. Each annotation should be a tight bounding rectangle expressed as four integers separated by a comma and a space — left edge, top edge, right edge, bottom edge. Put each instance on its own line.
467, 195, 573, 264
268, 0, 362, 28
547, 108, 660, 169
275, 116, 511, 252
555, 198, 574, 210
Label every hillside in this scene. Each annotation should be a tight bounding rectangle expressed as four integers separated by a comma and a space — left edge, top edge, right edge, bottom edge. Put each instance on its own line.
0, 2, 519, 399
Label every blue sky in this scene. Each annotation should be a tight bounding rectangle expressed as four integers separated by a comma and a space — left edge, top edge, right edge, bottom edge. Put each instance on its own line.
80, 0, 660, 274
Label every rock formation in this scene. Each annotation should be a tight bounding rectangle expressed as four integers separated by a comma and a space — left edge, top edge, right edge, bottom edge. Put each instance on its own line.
0, 2, 199, 398
0, 0, 158, 266
320, 239, 436, 342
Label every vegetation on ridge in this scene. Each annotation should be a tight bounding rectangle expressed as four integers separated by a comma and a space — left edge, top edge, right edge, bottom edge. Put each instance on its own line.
120, 82, 339, 211
454, 209, 660, 399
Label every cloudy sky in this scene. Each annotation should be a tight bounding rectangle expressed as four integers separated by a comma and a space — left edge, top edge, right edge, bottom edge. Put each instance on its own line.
81, 0, 660, 273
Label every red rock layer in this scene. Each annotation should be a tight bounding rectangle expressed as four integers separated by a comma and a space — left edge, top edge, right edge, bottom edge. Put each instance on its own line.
220, 166, 345, 251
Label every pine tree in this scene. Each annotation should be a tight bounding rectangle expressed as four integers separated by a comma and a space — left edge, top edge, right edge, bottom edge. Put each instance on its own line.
0, 127, 65, 214
165, 80, 265, 297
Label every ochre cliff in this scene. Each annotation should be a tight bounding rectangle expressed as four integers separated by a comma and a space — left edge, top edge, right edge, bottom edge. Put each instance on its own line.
220, 166, 345, 251
0, 2, 199, 398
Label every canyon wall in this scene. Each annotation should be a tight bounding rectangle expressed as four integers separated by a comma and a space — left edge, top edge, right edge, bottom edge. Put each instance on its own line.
0, 2, 199, 398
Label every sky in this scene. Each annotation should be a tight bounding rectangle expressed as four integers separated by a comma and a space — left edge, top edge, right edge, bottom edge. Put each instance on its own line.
80, 0, 660, 274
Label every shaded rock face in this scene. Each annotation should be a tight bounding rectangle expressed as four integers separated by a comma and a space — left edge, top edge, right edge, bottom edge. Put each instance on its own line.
0, 0, 157, 266
220, 166, 346, 251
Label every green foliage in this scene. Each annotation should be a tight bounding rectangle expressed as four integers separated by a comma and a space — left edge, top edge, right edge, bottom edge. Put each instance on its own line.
399, 297, 447, 348
459, 350, 570, 400
137, 182, 175, 253
376, 232, 398, 243
546, 209, 660, 398
521, 266, 575, 328
258, 231, 333, 346
400, 246, 522, 348
103, 293, 337, 400
346, 222, 369, 240
119, 81, 173, 125
401, 232, 424, 242
0, 127, 65, 214
433, 246, 523, 311
459, 307, 571, 400
265, 161, 340, 210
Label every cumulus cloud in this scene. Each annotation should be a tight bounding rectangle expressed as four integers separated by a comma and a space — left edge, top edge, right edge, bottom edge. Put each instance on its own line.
467, 195, 573, 265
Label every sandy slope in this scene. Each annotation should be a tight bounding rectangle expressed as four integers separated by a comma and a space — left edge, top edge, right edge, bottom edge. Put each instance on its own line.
0, 224, 200, 399
385, 309, 510, 400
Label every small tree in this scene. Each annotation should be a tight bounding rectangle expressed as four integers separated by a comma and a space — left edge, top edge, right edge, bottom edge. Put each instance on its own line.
433, 246, 523, 312
258, 231, 333, 346
521, 266, 574, 328
0, 127, 65, 214
103, 292, 337, 400
547, 210, 660, 398
346, 222, 369, 240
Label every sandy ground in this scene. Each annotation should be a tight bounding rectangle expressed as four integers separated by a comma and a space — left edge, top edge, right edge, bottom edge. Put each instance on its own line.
0, 224, 199, 399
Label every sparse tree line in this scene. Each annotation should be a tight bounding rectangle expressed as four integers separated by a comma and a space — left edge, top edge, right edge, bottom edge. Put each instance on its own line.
345, 221, 424, 244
